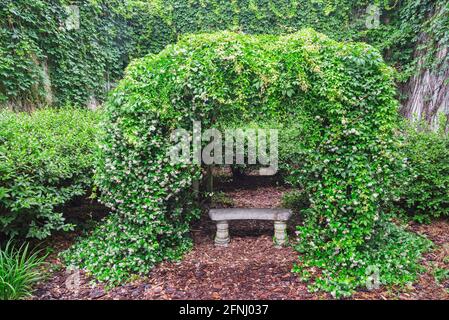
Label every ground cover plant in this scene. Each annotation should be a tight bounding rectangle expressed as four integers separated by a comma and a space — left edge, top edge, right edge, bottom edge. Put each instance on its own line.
62, 29, 433, 297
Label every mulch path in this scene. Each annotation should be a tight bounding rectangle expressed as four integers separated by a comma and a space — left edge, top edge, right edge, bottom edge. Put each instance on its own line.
32, 174, 449, 300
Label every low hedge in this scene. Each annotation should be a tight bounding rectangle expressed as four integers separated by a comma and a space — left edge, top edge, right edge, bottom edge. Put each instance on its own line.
395, 119, 449, 222
0, 108, 100, 239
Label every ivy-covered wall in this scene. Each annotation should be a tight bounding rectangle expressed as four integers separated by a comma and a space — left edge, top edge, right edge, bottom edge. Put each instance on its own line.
0, 0, 169, 109
1, 0, 448, 122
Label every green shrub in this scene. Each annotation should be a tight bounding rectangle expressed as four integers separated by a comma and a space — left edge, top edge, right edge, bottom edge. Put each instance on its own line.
281, 190, 310, 213
395, 118, 449, 223
0, 108, 100, 239
211, 192, 234, 208
0, 240, 46, 300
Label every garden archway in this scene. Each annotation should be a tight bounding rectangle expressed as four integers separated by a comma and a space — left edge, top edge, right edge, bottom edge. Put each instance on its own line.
66, 29, 403, 295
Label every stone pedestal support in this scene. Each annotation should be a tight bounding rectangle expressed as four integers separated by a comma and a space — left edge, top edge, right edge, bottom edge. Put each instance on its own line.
274, 221, 288, 248
214, 220, 230, 246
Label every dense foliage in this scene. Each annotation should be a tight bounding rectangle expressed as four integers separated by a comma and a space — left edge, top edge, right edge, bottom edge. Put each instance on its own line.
0, 108, 99, 239
394, 118, 449, 222
0, 0, 168, 108
0, 0, 444, 298
1, 0, 448, 110
0, 240, 46, 300
63, 30, 431, 296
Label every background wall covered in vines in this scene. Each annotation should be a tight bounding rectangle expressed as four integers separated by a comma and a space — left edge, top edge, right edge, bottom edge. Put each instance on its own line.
1, 0, 448, 123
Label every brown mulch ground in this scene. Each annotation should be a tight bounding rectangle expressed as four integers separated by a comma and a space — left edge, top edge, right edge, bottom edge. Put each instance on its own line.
32, 174, 449, 300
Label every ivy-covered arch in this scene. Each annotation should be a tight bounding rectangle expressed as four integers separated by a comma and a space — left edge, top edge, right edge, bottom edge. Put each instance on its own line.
65, 29, 430, 296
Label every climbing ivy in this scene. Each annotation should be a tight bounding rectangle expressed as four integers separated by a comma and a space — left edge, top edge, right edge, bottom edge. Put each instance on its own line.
0, 0, 167, 108
63, 30, 431, 296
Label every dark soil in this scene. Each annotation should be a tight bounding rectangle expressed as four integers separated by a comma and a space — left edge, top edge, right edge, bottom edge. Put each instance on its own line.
32, 174, 449, 300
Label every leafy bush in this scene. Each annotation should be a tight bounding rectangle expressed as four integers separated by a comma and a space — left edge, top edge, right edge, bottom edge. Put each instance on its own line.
281, 190, 310, 214
0, 240, 46, 300
0, 108, 100, 239
394, 118, 449, 222
211, 192, 234, 208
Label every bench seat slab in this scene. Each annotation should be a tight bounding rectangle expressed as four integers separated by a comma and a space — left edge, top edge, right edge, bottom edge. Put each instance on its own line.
209, 208, 292, 221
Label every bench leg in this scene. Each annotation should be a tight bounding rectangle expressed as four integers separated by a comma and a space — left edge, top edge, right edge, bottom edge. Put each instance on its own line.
214, 220, 230, 246
274, 221, 287, 248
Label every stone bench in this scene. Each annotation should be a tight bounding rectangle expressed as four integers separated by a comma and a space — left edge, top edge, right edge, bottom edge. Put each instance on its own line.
208, 208, 292, 247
